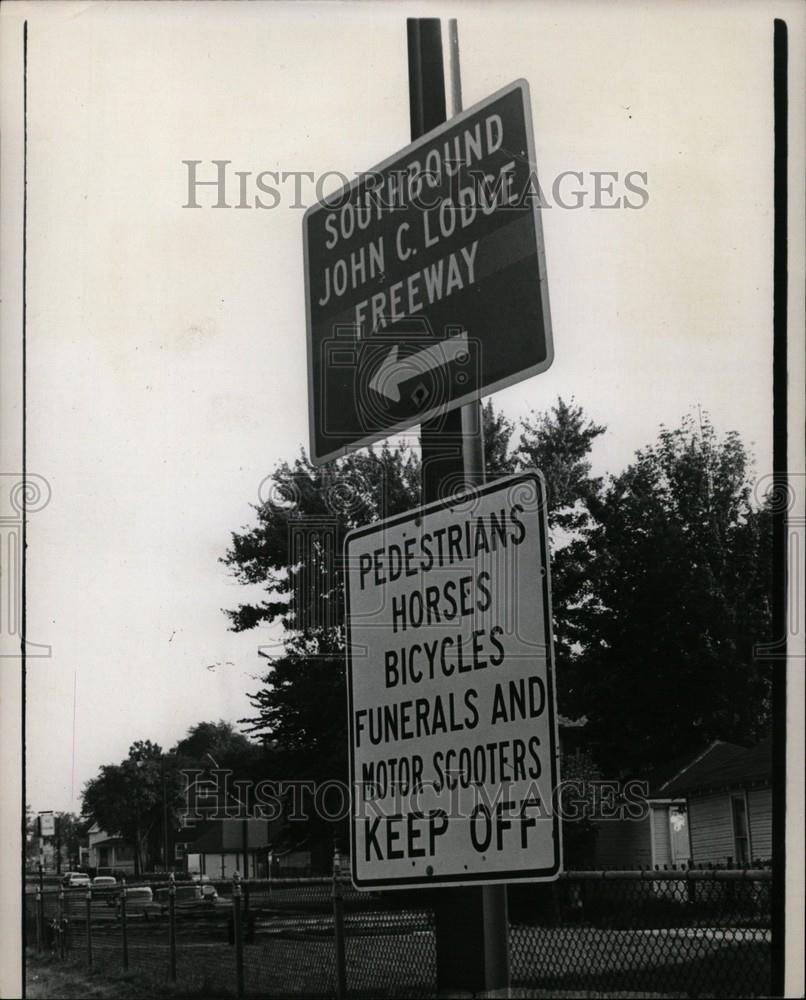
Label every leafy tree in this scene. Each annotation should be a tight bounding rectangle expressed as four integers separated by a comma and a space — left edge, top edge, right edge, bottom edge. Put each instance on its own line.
575, 413, 773, 775
82, 741, 185, 874
55, 813, 89, 870
173, 720, 257, 770
516, 398, 607, 712
25, 808, 88, 871
223, 444, 420, 636
482, 400, 518, 477
225, 445, 422, 846
517, 397, 606, 516
225, 401, 605, 856
223, 403, 530, 641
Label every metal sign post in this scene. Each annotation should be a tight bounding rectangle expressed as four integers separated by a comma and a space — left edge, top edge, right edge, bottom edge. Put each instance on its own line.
429, 21, 507, 993
310, 15, 560, 993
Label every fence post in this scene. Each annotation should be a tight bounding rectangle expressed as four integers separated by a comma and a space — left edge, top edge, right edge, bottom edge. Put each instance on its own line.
38, 865, 45, 952
168, 872, 177, 982
332, 840, 347, 1000
35, 886, 43, 953
86, 886, 93, 968
232, 871, 245, 999
58, 887, 65, 960
120, 879, 129, 970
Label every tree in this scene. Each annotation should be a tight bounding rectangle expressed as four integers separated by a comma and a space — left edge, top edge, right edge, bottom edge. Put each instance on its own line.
482, 400, 518, 477
225, 402, 605, 856
575, 413, 773, 775
227, 403, 580, 741
517, 397, 606, 515
516, 398, 607, 712
223, 403, 530, 640
82, 741, 185, 874
225, 444, 422, 846
55, 813, 89, 870
173, 720, 257, 770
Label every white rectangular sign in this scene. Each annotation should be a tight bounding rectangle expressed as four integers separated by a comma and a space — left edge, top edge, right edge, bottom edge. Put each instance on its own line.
39, 811, 55, 838
345, 471, 561, 889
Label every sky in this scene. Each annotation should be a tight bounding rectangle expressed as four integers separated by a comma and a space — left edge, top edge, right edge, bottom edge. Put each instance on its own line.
15, 0, 782, 815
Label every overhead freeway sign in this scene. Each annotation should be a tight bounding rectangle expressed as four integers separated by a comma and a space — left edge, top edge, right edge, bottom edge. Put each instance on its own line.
303, 79, 553, 465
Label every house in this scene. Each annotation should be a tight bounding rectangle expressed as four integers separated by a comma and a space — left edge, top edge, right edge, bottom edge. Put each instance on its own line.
87, 823, 136, 875
555, 715, 691, 870
591, 779, 691, 870
659, 737, 772, 866
182, 818, 274, 879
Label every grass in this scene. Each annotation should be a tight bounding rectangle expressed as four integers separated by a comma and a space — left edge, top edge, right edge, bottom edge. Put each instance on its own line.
25, 952, 233, 999
25, 917, 772, 999
27, 954, 157, 999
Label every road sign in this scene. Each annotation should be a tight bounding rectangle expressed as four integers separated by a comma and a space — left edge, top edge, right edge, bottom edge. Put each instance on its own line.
39, 811, 55, 838
304, 79, 552, 465
345, 471, 561, 889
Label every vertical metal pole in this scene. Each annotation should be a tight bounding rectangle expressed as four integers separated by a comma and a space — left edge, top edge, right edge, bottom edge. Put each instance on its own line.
38, 862, 45, 953
168, 872, 177, 981
232, 872, 245, 999
86, 887, 93, 968
162, 756, 170, 873
449, 20, 508, 992
35, 886, 43, 952
332, 840, 347, 1000
409, 18, 508, 995
57, 887, 65, 959
409, 17, 465, 506
55, 816, 62, 875
449, 18, 486, 485
120, 879, 129, 970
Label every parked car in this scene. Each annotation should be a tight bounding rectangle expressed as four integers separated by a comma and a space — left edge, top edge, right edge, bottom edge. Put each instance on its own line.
115, 885, 154, 919
191, 875, 219, 902
62, 872, 91, 888
92, 875, 119, 904
153, 882, 219, 915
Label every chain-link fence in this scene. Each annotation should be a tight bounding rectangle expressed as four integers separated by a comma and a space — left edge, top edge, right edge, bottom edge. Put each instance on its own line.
26, 866, 772, 998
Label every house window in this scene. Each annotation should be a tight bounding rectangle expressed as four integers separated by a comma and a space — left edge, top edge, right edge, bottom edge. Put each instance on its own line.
731, 793, 751, 864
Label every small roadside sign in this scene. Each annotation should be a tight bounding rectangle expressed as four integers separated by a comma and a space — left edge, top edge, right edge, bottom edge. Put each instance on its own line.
39, 811, 56, 838
344, 471, 561, 889
304, 79, 552, 465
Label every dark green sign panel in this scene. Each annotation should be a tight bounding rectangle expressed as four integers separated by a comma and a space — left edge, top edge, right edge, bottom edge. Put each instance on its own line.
304, 80, 552, 465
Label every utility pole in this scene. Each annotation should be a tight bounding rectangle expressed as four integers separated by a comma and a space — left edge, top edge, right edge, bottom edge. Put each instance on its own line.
55, 815, 62, 875
407, 17, 509, 995
162, 756, 170, 873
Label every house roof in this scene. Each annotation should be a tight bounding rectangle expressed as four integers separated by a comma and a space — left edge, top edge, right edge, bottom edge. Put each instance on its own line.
659, 738, 771, 797
90, 836, 125, 848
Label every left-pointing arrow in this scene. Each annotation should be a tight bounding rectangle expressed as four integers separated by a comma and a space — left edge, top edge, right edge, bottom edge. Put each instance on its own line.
368, 332, 469, 403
